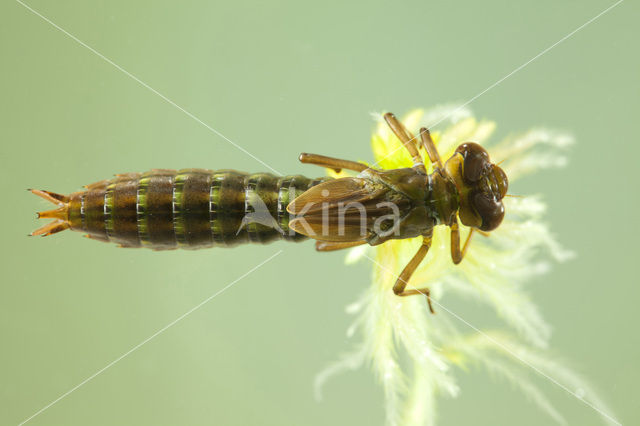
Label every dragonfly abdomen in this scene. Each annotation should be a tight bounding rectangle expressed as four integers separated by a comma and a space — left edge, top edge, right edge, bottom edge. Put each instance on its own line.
33, 169, 328, 250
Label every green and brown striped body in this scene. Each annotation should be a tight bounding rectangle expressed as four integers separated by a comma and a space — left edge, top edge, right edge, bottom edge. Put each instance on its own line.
59, 169, 329, 250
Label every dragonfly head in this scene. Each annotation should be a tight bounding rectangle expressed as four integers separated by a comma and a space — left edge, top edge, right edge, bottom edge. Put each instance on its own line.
444, 142, 508, 231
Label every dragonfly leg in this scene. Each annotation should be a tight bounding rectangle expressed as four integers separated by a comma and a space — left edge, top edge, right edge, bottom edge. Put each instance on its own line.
392, 230, 435, 313
298, 153, 369, 173
418, 127, 444, 170
450, 218, 476, 264
383, 112, 426, 174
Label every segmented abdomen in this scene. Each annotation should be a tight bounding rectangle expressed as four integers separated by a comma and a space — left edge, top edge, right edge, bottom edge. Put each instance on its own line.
66, 169, 329, 250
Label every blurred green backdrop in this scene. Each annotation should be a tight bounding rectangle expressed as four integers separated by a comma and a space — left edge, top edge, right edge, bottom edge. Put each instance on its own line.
1, 0, 638, 425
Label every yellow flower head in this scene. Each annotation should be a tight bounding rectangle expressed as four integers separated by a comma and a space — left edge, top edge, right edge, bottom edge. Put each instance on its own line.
315, 106, 616, 426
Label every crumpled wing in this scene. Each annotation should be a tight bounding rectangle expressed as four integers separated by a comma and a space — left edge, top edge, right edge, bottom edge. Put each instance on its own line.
287, 177, 389, 242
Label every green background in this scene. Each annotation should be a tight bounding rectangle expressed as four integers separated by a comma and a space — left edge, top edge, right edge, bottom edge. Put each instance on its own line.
1, 0, 638, 425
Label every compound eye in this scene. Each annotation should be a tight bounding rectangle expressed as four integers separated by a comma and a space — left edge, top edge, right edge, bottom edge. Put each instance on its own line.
492, 165, 509, 199
457, 143, 489, 183
472, 192, 505, 231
